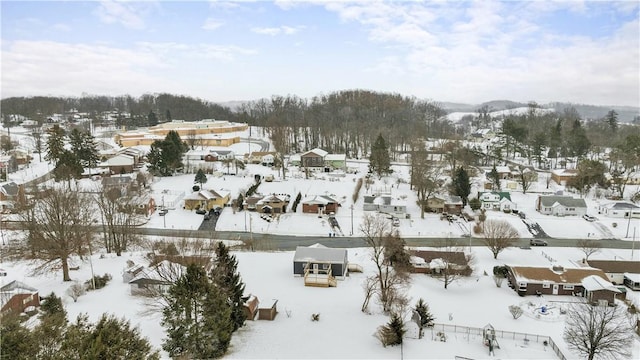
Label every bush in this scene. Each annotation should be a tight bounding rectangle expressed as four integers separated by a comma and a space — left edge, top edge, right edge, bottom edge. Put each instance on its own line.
509, 305, 523, 319
67, 282, 85, 302
375, 313, 405, 347
469, 198, 481, 211
192, 185, 200, 192
473, 223, 483, 234
85, 273, 112, 290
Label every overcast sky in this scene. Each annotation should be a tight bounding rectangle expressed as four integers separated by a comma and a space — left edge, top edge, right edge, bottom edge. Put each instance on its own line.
1, 0, 638, 107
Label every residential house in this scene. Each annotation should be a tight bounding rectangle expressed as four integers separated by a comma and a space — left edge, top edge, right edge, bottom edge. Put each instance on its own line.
585, 260, 640, 285
424, 195, 463, 215
183, 189, 230, 211
293, 244, 349, 282
471, 128, 496, 141
0, 280, 40, 317
9, 148, 32, 166
301, 195, 339, 215
0, 181, 24, 213
128, 260, 186, 296
129, 193, 157, 217
300, 148, 328, 169
409, 250, 472, 275
101, 175, 137, 195
324, 154, 347, 170
362, 193, 407, 216
150, 254, 213, 272
507, 265, 609, 298
100, 153, 135, 174
536, 195, 587, 216
626, 171, 640, 185
551, 169, 578, 186
261, 154, 275, 166
478, 191, 514, 211
255, 194, 290, 214
581, 275, 622, 306
122, 263, 145, 283
243, 194, 265, 211
597, 202, 640, 219
245, 151, 278, 164
0, 155, 18, 174
288, 154, 301, 167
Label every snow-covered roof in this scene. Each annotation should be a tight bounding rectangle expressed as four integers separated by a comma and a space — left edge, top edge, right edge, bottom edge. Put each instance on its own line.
509, 266, 608, 284
624, 273, 640, 282
538, 195, 586, 208
129, 260, 186, 284
325, 154, 346, 161
581, 275, 620, 292
293, 246, 347, 264
301, 195, 338, 205
302, 148, 328, 158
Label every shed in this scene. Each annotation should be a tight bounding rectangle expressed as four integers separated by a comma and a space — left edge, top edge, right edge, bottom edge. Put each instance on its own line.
582, 275, 621, 306
1, 280, 40, 317
258, 299, 278, 320
242, 294, 260, 320
293, 244, 348, 279
624, 273, 640, 290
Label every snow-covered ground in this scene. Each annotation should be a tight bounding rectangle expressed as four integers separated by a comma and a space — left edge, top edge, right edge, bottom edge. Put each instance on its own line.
1, 245, 638, 359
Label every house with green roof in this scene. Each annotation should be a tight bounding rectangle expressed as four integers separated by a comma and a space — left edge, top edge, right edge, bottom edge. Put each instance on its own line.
478, 191, 515, 211
536, 195, 587, 216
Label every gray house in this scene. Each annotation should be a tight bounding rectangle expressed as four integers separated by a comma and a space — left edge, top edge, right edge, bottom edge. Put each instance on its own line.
535, 195, 587, 216
293, 244, 348, 280
362, 193, 407, 216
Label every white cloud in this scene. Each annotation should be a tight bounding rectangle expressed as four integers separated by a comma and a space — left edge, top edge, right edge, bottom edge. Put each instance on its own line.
0, 40, 257, 99
202, 18, 224, 30
94, 0, 147, 29
251, 25, 304, 36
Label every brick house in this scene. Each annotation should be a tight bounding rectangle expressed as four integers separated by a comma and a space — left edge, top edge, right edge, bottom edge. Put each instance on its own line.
0, 280, 40, 318
581, 275, 622, 306
507, 265, 610, 298
301, 195, 339, 214
409, 250, 472, 276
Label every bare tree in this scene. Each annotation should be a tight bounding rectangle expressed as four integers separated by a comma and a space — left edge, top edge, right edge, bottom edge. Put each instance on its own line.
432, 238, 474, 289
577, 239, 602, 262
518, 169, 538, 194
482, 219, 519, 259
508, 305, 523, 319
360, 214, 410, 313
94, 186, 144, 256
66, 281, 86, 302
18, 187, 95, 281
564, 303, 633, 360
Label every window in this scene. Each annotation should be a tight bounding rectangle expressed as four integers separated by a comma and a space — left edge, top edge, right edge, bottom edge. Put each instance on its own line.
322, 264, 329, 270
563, 284, 574, 290
542, 283, 550, 288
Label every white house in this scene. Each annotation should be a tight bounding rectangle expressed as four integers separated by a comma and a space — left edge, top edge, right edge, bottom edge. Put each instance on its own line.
536, 195, 587, 216
597, 202, 640, 219
261, 154, 275, 166
478, 192, 513, 211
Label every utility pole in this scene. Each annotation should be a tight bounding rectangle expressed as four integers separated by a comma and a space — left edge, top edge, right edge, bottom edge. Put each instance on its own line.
350, 205, 354, 236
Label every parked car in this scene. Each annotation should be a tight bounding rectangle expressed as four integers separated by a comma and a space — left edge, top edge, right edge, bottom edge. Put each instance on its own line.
530, 239, 548, 246
204, 214, 211, 221
518, 212, 526, 219
195, 209, 206, 215
392, 217, 400, 227
158, 209, 168, 216
583, 214, 597, 222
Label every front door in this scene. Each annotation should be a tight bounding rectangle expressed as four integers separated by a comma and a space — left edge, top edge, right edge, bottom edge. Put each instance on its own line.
552, 284, 559, 295
313, 264, 318, 274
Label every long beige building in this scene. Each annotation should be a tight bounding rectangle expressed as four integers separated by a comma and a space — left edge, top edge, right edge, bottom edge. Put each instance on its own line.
114, 119, 248, 147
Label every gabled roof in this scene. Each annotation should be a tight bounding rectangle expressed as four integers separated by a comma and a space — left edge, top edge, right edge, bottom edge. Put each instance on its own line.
586, 260, 640, 274
478, 191, 511, 201
184, 189, 229, 201
293, 246, 347, 263
301, 148, 328, 158
411, 250, 468, 266
301, 195, 338, 205
325, 154, 346, 161
509, 265, 608, 284
0, 182, 19, 197
0, 280, 37, 293
129, 260, 186, 285
581, 275, 621, 293
600, 202, 640, 210
538, 195, 587, 208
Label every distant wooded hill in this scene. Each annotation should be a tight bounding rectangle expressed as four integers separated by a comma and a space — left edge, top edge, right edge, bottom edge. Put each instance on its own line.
441, 100, 639, 123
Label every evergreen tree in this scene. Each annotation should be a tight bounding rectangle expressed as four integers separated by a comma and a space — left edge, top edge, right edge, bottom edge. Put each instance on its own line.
195, 169, 208, 187
211, 242, 247, 331
80, 131, 100, 169
605, 109, 618, 132
39, 292, 66, 319
148, 110, 158, 126
53, 150, 83, 184
369, 133, 391, 177
162, 264, 234, 359
376, 313, 405, 347
0, 316, 37, 360
61, 314, 159, 360
450, 166, 471, 206
165, 109, 172, 122
147, 131, 187, 176
414, 298, 435, 339
45, 124, 66, 166
568, 119, 591, 157
488, 165, 501, 190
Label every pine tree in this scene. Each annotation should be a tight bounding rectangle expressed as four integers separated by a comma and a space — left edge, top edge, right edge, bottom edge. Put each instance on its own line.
211, 242, 247, 331
369, 133, 391, 177
39, 292, 66, 319
451, 166, 471, 206
488, 165, 501, 190
0, 315, 37, 360
53, 150, 83, 184
45, 124, 66, 166
162, 263, 234, 359
195, 169, 208, 187
414, 298, 435, 339
376, 313, 406, 347
148, 110, 158, 126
